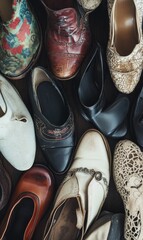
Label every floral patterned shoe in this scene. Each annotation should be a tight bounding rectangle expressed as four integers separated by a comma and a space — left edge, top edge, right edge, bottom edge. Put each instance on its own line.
113, 140, 143, 240
0, 0, 41, 80
107, 0, 143, 94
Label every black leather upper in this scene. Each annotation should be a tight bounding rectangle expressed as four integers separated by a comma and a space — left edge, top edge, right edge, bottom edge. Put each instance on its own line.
75, 43, 130, 138
29, 67, 75, 174
132, 86, 143, 148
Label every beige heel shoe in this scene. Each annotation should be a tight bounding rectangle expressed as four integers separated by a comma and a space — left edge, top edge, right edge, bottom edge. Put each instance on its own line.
113, 140, 143, 239
43, 129, 111, 240
107, 0, 143, 94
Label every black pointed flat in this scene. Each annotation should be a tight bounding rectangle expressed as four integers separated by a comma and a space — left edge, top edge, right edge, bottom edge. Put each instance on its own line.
75, 42, 130, 138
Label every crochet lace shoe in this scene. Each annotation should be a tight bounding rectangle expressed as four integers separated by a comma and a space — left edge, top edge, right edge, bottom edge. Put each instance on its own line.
40, 0, 91, 80
77, 0, 102, 12
113, 140, 143, 240
107, 0, 143, 94
0, 0, 41, 80
43, 129, 111, 240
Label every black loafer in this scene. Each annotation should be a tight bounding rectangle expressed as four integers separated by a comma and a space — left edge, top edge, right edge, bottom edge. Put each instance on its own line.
75, 42, 130, 138
83, 211, 125, 240
132, 86, 143, 148
29, 67, 75, 174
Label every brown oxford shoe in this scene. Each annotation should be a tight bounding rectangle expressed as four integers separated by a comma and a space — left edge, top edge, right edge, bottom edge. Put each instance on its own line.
41, 0, 91, 80
0, 165, 54, 240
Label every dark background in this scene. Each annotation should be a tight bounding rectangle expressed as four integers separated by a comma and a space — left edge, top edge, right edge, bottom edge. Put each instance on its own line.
1, 0, 143, 238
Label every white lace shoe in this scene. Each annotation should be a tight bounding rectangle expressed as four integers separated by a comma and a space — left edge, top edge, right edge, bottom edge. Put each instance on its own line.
0, 74, 36, 170
77, 0, 102, 12
43, 129, 111, 240
107, 0, 143, 94
113, 140, 143, 240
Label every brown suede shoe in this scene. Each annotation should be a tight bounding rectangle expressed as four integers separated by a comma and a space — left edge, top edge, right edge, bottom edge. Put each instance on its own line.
0, 165, 54, 240
41, 0, 91, 80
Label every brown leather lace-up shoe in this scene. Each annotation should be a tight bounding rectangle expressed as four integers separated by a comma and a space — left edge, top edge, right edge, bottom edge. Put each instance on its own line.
41, 0, 91, 80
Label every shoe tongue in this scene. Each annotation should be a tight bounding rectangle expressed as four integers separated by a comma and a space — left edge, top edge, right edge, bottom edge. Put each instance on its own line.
0, 92, 6, 116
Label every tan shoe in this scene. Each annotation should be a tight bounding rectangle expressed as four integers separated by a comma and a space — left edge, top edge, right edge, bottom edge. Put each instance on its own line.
107, 0, 143, 94
113, 140, 143, 240
43, 129, 111, 240
77, 0, 102, 12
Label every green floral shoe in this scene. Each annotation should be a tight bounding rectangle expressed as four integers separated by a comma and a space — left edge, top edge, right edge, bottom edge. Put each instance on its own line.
0, 0, 41, 80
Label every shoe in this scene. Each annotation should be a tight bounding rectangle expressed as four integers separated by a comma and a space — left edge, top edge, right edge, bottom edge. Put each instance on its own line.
132, 86, 143, 149
0, 160, 11, 211
40, 0, 91, 80
0, 0, 41, 80
113, 140, 143, 240
77, 0, 102, 12
107, 0, 143, 94
43, 129, 111, 240
0, 165, 54, 240
0, 74, 36, 170
29, 67, 75, 174
83, 211, 125, 240
75, 43, 130, 137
